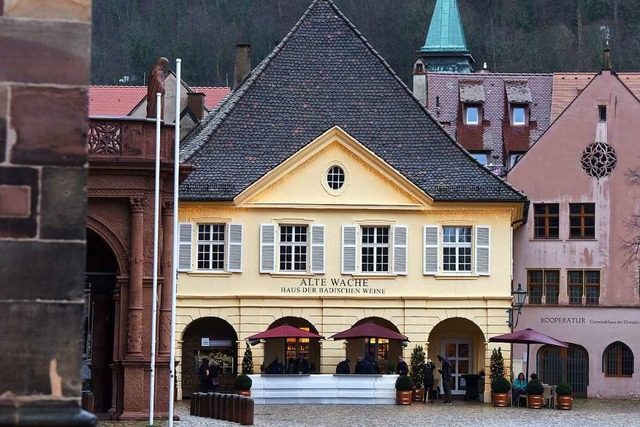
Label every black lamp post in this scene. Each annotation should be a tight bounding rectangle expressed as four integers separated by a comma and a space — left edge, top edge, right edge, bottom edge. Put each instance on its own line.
507, 283, 527, 329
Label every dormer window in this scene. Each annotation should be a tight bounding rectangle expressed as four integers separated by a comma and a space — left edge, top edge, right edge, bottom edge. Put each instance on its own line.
512, 105, 527, 126
470, 152, 489, 165
465, 105, 480, 125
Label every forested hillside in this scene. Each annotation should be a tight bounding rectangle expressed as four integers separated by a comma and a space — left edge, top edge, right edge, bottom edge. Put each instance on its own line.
92, 0, 640, 87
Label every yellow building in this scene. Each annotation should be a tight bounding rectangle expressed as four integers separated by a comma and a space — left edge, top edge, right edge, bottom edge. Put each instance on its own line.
175, 0, 526, 399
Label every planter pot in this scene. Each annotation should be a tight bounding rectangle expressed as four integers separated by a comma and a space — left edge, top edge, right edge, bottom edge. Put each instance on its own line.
412, 387, 425, 402
527, 394, 544, 409
491, 392, 510, 407
237, 390, 251, 398
396, 390, 412, 405
556, 395, 573, 410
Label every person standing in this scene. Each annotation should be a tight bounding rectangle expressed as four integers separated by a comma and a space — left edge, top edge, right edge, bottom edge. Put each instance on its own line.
423, 358, 436, 403
437, 355, 453, 404
209, 359, 220, 393
335, 358, 351, 374
199, 358, 211, 393
397, 356, 409, 376
266, 356, 284, 374
293, 353, 310, 374
354, 356, 365, 374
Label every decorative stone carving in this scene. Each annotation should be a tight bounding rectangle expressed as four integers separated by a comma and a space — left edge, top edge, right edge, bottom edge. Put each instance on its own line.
129, 197, 146, 213
581, 142, 617, 179
87, 122, 122, 155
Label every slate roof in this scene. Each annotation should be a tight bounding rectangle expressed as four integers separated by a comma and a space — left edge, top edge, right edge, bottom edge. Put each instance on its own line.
180, 0, 525, 203
427, 72, 553, 164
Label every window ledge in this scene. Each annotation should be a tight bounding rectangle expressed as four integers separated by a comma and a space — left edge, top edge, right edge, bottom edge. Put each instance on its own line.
432, 274, 479, 280
270, 272, 315, 278
186, 271, 232, 277
351, 274, 397, 280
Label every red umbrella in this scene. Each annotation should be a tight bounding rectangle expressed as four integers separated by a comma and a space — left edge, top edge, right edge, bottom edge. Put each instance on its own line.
329, 322, 408, 341
247, 324, 324, 340
489, 328, 568, 380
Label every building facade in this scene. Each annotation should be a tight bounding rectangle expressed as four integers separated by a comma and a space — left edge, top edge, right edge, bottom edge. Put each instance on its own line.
175, 0, 526, 401
507, 67, 640, 398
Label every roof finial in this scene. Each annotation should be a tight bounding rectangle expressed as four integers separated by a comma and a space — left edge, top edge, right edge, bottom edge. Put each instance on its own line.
600, 26, 612, 70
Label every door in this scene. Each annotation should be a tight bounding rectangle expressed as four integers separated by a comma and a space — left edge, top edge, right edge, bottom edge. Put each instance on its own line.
443, 340, 472, 395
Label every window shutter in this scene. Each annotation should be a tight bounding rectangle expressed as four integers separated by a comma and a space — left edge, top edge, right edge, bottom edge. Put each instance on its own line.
227, 223, 243, 272
260, 224, 276, 273
423, 225, 439, 275
393, 225, 408, 275
310, 225, 325, 274
178, 222, 193, 271
342, 225, 357, 274
475, 226, 490, 275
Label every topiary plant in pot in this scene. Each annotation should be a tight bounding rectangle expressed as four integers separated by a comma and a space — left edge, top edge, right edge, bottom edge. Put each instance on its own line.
526, 379, 544, 408
234, 374, 253, 397
395, 374, 414, 405
489, 348, 510, 407
410, 345, 426, 402
555, 382, 573, 410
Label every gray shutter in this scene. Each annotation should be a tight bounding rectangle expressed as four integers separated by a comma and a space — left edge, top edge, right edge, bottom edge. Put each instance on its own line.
423, 225, 439, 275
310, 225, 325, 274
393, 225, 408, 275
227, 223, 243, 272
475, 226, 490, 276
260, 224, 276, 273
341, 225, 357, 274
178, 222, 193, 271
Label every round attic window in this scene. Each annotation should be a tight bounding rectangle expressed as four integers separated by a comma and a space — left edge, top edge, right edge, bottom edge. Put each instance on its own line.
326, 165, 345, 190
580, 142, 617, 179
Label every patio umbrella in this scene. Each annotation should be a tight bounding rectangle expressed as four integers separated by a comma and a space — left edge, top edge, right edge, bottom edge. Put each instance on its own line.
329, 321, 408, 341
247, 324, 324, 340
489, 328, 568, 380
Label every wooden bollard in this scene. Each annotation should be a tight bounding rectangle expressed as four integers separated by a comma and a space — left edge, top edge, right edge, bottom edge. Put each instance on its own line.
241, 397, 254, 426
233, 394, 242, 423
193, 393, 201, 416
202, 393, 211, 418
221, 394, 230, 421
190, 393, 196, 415
211, 393, 218, 419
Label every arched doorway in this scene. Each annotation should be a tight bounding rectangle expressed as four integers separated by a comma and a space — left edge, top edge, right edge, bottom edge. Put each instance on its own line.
84, 229, 118, 414
343, 317, 404, 374
539, 344, 588, 397
264, 317, 321, 374
429, 317, 486, 396
182, 317, 238, 397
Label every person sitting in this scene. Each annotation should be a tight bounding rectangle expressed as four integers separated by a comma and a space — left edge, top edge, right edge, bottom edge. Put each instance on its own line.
292, 353, 310, 374
354, 356, 365, 374
513, 372, 527, 406
396, 356, 409, 376
335, 358, 351, 374
266, 356, 284, 374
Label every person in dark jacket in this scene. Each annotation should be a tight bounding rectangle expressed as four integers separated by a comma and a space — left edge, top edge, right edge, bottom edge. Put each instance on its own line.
293, 353, 310, 374
354, 356, 365, 374
199, 358, 212, 392
266, 356, 284, 374
397, 356, 409, 376
423, 358, 436, 403
209, 359, 220, 392
438, 354, 453, 403
365, 353, 378, 374
335, 358, 351, 374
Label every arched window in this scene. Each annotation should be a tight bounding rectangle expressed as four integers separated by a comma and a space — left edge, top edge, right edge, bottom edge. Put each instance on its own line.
603, 341, 634, 377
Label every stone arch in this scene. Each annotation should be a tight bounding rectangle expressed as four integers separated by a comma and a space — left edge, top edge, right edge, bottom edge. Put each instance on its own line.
87, 215, 128, 275
264, 316, 322, 374
342, 316, 405, 374
539, 343, 589, 397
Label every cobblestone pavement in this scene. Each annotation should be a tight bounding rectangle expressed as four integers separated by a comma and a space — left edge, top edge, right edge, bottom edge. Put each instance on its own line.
99, 398, 640, 427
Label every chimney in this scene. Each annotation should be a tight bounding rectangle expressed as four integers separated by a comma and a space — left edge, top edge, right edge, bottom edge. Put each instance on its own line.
234, 44, 251, 89
603, 46, 612, 71
187, 92, 205, 121
412, 59, 427, 107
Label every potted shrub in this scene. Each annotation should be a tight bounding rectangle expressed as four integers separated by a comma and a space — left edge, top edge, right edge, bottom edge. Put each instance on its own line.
555, 382, 573, 410
526, 379, 544, 408
395, 374, 414, 405
234, 374, 252, 397
489, 348, 510, 407
410, 345, 426, 402
241, 344, 254, 374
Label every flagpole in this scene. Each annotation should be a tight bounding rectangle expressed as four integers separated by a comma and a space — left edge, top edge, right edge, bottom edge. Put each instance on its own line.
148, 92, 162, 425
168, 58, 181, 427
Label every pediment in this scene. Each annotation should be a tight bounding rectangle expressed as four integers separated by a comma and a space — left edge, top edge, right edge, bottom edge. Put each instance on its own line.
235, 127, 432, 208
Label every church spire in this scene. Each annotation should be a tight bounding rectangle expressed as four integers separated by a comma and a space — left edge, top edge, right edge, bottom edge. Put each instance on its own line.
418, 0, 474, 73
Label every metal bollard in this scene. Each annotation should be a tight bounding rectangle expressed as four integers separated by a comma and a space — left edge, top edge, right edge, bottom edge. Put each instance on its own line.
241, 397, 254, 426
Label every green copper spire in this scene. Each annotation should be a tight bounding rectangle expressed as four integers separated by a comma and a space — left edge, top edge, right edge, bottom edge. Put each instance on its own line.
418, 0, 474, 72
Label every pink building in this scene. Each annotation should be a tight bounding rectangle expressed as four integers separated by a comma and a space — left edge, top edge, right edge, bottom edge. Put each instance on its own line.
508, 64, 640, 398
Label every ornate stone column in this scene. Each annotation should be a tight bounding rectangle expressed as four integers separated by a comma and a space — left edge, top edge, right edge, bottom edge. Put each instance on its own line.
159, 201, 173, 358
126, 197, 145, 359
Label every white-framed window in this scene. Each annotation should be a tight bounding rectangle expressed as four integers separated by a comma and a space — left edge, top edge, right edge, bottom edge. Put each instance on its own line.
342, 225, 407, 275
327, 165, 345, 190
512, 105, 527, 125
465, 105, 479, 125
509, 152, 524, 168
261, 223, 325, 274
423, 225, 490, 276
178, 222, 243, 272
471, 152, 489, 165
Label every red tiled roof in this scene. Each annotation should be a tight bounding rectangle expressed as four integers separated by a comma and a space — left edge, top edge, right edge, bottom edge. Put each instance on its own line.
88, 86, 146, 116
89, 85, 231, 117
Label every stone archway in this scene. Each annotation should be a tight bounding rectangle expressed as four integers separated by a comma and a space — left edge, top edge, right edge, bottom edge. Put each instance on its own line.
264, 317, 322, 374
84, 228, 118, 414
343, 317, 404, 374
181, 317, 238, 397
428, 317, 486, 396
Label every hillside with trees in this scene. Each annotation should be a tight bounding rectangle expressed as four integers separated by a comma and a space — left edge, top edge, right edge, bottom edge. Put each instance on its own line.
92, 0, 640, 87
